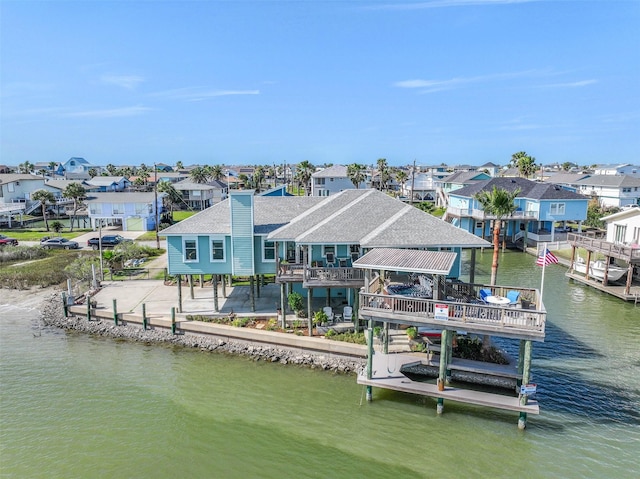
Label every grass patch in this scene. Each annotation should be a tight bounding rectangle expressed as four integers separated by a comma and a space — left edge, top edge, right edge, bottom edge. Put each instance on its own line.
323, 330, 366, 344
172, 211, 198, 221
135, 231, 160, 241
0, 247, 95, 289
0, 229, 91, 241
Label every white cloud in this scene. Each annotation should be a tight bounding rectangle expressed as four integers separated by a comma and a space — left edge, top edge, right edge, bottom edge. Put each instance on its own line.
150, 87, 260, 102
394, 69, 549, 93
64, 105, 152, 118
538, 79, 598, 88
101, 75, 145, 89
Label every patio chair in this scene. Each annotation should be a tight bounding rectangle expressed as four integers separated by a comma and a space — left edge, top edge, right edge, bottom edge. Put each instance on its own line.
479, 289, 493, 302
325, 253, 335, 266
506, 290, 520, 305
343, 306, 353, 321
323, 306, 334, 323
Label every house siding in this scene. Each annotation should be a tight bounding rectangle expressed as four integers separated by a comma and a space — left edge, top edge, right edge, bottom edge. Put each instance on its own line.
230, 192, 255, 275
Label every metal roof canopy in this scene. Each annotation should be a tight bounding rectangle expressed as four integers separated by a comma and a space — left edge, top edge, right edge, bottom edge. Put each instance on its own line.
353, 248, 457, 275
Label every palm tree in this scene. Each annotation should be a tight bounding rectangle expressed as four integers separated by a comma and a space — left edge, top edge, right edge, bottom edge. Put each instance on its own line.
48, 161, 58, 175
32, 189, 56, 232
209, 165, 224, 181
252, 166, 265, 192
511, 151, 537, 178
347, 163, 366, 189
88, 168, 98, 178
474, 186, 520, 285
18, 161, 34, 174
376, 158, 390, 191
175, 161, 184, 171
63, 183, 86, 232
189, 166, 209, 184
295, 161, 315, 195
157, 181, 183, 218
106, 163, 117, 175
395, 170, 408, 196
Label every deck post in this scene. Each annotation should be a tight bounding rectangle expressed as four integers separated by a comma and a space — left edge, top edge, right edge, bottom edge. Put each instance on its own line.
383, 322, 390, 354
625, 263, 633, 295
189, 275, 194, 299
177, 274, 182, 313
200, 274, 204, 288
326, 287, 331, 307
222, 274, 227, 298
366, 318, 374, 401
249, 276, 255, 312
280, 283, 287, 329
516, 340, 525, 389
113, 299, 118, 325
353, 290, 359, 333
86, 297, 91, 321
469, 248, 476, 284
307, 288, 313, 336
256, 275, 261, 298
142, 303, 147, 330
213, 275, 219, 312
171, 307, 176, 334
518, 340, 533, 429
438, 329, 449, 392
445, 330, 453, 385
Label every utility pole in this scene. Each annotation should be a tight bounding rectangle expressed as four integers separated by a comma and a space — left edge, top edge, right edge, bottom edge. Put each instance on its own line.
410, 159, 416, 205
154, 164, 160, 249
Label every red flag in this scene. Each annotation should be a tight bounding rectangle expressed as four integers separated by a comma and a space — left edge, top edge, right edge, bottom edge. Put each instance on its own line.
536, 248, 559, 266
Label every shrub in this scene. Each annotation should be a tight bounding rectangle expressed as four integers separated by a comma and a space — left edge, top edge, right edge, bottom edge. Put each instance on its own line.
313, 309, 328, 326
406, 327, 418, 339
288, 291, 304, 313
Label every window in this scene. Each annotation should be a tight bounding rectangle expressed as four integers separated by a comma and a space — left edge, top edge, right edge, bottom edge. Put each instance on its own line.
262, 238, 276, 262
475, 222, 483, 229
315, 178, 325, 185
112, 203, 124, 215
89, 203, 102, 215
210, 238, 224, 261
549, 203, 565, 215
614, 225, 627, 244
135, 203, 147, 215
323, 245, 336, 257
183, 238, 198, 262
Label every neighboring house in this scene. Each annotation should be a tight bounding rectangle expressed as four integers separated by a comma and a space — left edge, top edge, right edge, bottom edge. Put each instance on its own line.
437, 171, 492, 206
156, 172, 189, 184
172, 179, 216, 210
311, 165, 364, 196
64, 172, 92, 181
85, 192, 165, 231
593, 163, 640, 177
60, 157, 95, 175
601, 208, 640, 246
0, 174, 49, 204
155, 163, 174, 172
403, 172, 438, 202
446, 177, 589, 245
478, 162, 500, 177
85, 176, 131, 192
540, 172, 591, 193
0, 165, 12, 174
260, 185, 293, 197
161, 189, 489, 306
574, 175, 640, 208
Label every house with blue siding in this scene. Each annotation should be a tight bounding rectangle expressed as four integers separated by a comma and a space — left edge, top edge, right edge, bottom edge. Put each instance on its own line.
161, 189, 490, 316
445, 177, 589, 245
85, 192, 165, 231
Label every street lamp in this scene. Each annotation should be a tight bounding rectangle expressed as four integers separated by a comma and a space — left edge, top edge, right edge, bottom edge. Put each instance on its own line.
154, 164, 160, 249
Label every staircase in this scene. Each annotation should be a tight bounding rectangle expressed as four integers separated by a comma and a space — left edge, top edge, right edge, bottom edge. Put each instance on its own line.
25, 200, 41, 215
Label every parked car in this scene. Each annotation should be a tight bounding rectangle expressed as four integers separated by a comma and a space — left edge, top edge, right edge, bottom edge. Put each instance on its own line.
40, 237, 80, 250
0, 234, 19, 246
86, 234, 132, 250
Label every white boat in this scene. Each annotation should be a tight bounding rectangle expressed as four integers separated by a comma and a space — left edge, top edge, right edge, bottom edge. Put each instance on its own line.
574, 257, 627, 282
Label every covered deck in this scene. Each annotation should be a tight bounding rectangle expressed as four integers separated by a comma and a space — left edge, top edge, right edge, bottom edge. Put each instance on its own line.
353, 248, 545, 429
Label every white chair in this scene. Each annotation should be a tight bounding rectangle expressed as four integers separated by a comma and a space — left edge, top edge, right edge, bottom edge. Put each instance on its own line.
323, 306, 334, 323
343, 306, 353, 321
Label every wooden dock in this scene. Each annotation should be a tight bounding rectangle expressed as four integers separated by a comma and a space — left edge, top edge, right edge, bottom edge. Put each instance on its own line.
565, 271, 640, 302
358, 352, 539, 415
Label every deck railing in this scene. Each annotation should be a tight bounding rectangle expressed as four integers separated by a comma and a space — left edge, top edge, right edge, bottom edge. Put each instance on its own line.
360, 292, 546, 334
568, 233, 640, 262
306, 267, 365, 282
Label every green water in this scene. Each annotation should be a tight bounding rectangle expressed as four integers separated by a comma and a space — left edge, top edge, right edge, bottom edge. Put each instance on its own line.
2, 251, 639, 478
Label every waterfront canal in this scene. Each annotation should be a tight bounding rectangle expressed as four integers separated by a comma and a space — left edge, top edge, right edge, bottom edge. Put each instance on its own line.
1, 250, 639, 478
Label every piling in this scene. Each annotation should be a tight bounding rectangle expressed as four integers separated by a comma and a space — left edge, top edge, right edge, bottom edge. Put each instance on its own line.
113, 299, 118, 325
142, 303, 147, 330
171, 307, 176, 334
86, 297, 91, 321
61, 292, 68, 317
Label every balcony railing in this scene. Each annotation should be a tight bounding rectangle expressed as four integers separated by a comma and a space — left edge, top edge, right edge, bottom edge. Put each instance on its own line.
360, 292, 545, 338
446, 206, 538, 220
305, 267, 365, 282
568, 233, 640, 262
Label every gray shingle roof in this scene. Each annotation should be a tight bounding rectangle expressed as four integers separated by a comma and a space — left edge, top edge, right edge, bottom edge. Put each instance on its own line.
575, 175, 640, 187
86, 192, 161, 203
312, 165, 348, 178
451, 177, 585, 201
162, 189, 490, 248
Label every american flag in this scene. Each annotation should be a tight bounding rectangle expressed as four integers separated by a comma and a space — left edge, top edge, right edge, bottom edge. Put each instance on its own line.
536, 248, 559, 266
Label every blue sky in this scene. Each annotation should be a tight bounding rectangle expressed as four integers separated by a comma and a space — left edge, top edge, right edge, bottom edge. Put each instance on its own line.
1, 0, 639, 168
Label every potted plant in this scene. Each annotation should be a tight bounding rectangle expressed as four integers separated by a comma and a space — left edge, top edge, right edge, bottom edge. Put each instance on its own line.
313, 310, 328, 327
406, 326, 418, 340
288, 292, 304, 317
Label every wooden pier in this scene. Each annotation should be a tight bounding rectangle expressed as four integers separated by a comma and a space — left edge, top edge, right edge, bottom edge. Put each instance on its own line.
565, 271, 640, 302
358, 352, 539, 415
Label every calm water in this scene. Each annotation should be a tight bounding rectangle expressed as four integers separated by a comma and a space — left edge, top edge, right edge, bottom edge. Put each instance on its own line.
2, 251, 639, 478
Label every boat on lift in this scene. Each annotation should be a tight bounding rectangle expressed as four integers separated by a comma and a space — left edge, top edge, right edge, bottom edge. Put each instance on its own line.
574, 257, 627, 282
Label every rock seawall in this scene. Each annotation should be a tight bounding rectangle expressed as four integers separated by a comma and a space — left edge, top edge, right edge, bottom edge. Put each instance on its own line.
40, 293, 365, 374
